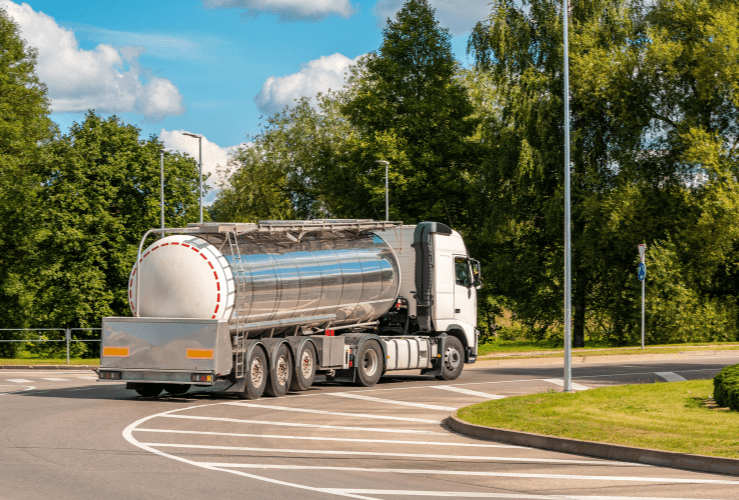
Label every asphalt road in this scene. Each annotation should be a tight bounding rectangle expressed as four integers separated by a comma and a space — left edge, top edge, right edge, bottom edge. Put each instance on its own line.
2, 355, 739, 500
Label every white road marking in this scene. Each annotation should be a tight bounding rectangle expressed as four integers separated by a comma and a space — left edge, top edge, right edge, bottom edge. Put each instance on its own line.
200, 463, 739, 484
226, 402, 442, 423
161, 413, 445, 434
143, 442, 618, 465
133, 428, 523, 448
40, 378, 68, 382
544, 379, 590, 391
6, 379, 33, 383
68, 387, 94, 391
77, 376, 99, 380
655, 372, 688, 382
433, 385, 507, 399
324, 490, 723, 500
322, 490, 725, 500
0, 384, 35, 395
329, 392, 458, 411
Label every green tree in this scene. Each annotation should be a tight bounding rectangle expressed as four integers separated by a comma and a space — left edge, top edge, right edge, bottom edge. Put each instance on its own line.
341, 0, 478, 225
26, 112, 203, 355
0, 7, 55, 355
468, 0, 739, 345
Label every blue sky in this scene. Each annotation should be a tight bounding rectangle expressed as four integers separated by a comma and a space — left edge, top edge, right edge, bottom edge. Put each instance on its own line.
1, 0, 490, 200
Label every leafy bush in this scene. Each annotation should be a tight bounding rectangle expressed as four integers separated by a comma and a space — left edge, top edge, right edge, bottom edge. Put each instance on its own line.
713, 364, 739, 409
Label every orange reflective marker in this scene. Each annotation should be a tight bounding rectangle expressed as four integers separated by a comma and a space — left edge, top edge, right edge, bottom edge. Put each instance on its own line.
186, 349, 214, 359
103, 346, 129, 357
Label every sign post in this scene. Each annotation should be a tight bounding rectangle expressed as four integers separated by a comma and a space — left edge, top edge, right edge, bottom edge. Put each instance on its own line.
637, 244, 646, 349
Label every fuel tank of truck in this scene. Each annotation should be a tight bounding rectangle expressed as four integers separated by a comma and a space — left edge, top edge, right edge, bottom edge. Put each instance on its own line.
128, 230, 401, 337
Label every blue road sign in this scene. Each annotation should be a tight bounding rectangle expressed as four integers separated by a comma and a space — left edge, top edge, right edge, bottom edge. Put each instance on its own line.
638, 263, 646, 281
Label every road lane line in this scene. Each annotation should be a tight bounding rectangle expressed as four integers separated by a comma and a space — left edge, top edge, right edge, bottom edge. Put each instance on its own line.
6, 379, 33, 383
40, 378, 68, 382
123, 405, 406, 500
77, 376, 99, 380
655, 372, 687, 382
323, 490, 723, 499
433, 385, 507, 399
225, 402, 442, 423
0, 385, 35, 395
133, 428, 523, 448
544, 379, 590, 391
161, 414, 445, 434
197, 463, 739, 484
329, 392, 458, 411
143, 442, 623, 465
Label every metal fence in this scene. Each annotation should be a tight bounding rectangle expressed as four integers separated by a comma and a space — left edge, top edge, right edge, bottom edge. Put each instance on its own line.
0, 328, 101, 365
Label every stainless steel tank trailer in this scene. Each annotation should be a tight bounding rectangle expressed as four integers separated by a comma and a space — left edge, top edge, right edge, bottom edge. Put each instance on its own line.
98, 220, 482, 399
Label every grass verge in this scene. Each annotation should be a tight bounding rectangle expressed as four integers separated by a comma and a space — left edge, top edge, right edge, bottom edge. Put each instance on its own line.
477, 341, 739, 357
0, 358, 99, 366
457, 380, 739, 458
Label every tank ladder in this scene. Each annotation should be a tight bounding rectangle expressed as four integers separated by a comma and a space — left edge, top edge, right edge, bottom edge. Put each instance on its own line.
227, 230, 247, 380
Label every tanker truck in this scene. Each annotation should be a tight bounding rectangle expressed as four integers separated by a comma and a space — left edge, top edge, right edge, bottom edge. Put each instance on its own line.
97, 220, 481, 399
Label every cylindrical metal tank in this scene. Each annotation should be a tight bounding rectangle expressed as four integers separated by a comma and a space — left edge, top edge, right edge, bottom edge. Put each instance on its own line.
129, 231, 400, 337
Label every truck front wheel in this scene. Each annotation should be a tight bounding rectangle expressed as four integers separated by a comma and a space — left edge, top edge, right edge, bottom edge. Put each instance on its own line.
356, 340, 383, 387
437, 336, 464, 381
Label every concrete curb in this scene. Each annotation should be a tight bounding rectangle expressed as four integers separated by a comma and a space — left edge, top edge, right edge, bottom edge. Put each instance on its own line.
446, 414, 739, 476
0, 365, 97, 370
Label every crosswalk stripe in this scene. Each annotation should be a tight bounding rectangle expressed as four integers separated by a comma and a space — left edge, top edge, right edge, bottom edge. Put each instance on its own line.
162, 413, 444, 434
226, 402, 442, 423
196, 463, 739, 484
433, 385, 507, 399
144, 442, 614, 465
330, 392, 458, 411
655, 372, 687, 382
544, 379, 590, 391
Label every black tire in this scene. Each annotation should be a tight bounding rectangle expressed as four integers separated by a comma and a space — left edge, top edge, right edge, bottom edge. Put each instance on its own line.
163, 384, 191, 395
135, 384, 162, 398
290, 342, 317, 391
355, 339, 383, 387
237, 346, 268, 400
436, 336, 464, 381
265, 344, 293, 397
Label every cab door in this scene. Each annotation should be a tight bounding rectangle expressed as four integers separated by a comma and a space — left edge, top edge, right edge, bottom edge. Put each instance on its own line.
453, 256, 477, 329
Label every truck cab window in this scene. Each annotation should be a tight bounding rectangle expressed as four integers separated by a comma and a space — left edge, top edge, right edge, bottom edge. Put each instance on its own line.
455, 257, 472, 287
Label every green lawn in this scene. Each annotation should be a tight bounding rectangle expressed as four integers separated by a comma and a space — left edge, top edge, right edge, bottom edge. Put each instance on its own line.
477, 341, 739, 357
457, 380, 739, 458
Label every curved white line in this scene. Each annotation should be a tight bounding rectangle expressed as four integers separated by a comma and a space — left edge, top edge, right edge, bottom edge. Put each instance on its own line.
0, 385, 35, 395
121, 403, 379, 500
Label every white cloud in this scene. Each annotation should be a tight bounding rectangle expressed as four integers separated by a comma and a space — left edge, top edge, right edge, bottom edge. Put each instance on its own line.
159, 130, 245, 192
373, 0, 491, 36
254, 52, 362, 115
204, 0, 355, 20
1, 1, 185, 121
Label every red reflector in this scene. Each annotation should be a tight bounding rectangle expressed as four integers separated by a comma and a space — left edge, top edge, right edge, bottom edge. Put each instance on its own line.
349, 361, 353, 368
326, 329, 334, 336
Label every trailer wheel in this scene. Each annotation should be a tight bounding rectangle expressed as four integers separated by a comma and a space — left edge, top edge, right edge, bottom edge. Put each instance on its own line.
290, 342, 316, 391
238, 346, 268, 400
134, 384, 162, 398
265, 344, 293, 397
355, 340, 383, 387
163, 384, 190, 395
436, 336, 464, 381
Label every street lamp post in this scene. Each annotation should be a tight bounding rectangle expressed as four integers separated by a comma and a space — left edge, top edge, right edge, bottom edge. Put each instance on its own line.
375, 160, 389, 221
563, 0, 573, 392
159, 149, 165, 230
183, 132, 203, 223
